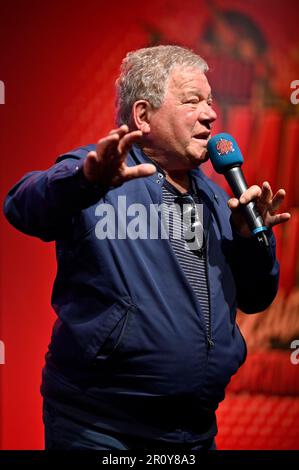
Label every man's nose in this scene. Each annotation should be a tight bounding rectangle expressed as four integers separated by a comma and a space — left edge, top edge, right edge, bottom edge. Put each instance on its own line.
199, 105, 217, 123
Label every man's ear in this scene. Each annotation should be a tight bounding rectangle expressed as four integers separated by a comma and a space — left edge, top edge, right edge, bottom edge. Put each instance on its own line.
132, 100, 152, 134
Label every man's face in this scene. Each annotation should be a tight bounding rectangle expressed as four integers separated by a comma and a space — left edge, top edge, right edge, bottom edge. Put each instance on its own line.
146, 66, 217, 171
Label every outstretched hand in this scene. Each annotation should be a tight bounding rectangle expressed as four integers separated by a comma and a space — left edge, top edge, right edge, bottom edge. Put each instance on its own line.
228, 181, 291, 237
83, 125, 156, 187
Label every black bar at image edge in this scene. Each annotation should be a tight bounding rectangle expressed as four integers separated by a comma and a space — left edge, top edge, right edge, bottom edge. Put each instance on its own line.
0, 451, 298, 468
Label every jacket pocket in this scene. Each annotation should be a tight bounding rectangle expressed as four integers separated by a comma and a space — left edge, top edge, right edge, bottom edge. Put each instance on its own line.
49, 297, 135, 368
84, 296, 134, 363
93, 303, 133, 363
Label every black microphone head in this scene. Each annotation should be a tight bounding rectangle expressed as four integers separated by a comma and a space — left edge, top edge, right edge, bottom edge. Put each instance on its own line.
207, 133, 244, 174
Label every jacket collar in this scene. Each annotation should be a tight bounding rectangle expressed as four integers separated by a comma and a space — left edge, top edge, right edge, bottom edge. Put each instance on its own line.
129, 145, 166, 181
130, 145, 219, 204
130, 145, 223, 233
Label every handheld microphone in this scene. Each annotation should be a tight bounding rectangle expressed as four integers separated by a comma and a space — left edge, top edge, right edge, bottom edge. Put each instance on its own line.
207, 133, 269, 247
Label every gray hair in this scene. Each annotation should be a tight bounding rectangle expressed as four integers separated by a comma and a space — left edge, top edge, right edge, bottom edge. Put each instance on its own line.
115, 45, 208, 126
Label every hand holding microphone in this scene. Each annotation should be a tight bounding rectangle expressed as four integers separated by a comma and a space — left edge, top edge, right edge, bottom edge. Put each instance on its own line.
207, 133, 291, 246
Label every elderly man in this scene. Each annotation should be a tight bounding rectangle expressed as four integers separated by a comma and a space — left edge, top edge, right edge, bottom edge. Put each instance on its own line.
4, 45, 290, 451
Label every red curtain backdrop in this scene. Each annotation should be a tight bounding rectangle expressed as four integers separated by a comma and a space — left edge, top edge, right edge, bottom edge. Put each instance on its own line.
1, 0, 299, 449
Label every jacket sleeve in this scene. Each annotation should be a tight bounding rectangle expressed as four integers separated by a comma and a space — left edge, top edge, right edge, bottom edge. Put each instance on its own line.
3, 154, 106, 242
229, 224, 280, 314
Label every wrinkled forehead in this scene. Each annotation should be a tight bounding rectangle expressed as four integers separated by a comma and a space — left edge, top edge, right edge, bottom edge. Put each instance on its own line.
166, 65, 211, 95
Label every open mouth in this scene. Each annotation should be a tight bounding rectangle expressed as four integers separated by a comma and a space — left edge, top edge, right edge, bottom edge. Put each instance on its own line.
192, 132, 211, 143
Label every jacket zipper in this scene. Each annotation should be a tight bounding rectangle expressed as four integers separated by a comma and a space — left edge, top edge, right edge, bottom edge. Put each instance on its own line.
192, 177, 214, 351
203, 246, 214, 350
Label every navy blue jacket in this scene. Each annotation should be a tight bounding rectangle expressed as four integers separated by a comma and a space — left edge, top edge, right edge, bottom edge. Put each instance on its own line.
3, 145, 279, 441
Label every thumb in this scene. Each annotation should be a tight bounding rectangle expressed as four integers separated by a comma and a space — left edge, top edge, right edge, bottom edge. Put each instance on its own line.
122, 163, 156, 182
227, 198, 240, 210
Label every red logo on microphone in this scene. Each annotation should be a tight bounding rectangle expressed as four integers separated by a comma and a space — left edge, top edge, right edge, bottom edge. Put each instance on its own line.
216, 139, 235, 155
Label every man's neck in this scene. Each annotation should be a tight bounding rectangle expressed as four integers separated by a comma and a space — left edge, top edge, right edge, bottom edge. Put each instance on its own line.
140, 147, 191, 194
164, 171, 190, 194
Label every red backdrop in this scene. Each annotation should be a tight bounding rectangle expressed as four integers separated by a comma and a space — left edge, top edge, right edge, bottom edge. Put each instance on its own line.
1, 0, 299, 449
